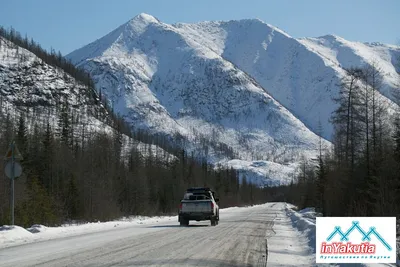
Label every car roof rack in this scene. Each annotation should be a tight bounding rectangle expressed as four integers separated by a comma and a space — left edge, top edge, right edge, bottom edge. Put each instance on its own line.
186, 187, 211, 192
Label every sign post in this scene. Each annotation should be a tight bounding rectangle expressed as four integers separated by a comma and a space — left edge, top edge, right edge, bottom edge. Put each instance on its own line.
4, 141, 23, 225
11, 142, 14, 226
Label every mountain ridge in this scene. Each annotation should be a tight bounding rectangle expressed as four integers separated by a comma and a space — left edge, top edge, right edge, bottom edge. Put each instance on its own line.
172, 17, 399, 139
66, 13, 399, 186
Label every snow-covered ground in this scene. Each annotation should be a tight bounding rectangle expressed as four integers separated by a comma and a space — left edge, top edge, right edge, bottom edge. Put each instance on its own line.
218, 159, 299, 186
1, 203, 398, 266
0, 215, 176, 249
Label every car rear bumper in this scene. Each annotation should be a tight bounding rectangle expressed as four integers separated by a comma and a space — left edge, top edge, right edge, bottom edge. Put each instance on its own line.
179, 212, 214, 221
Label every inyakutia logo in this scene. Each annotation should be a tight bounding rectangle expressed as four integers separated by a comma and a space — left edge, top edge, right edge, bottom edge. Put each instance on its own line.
316, 217, 396, 264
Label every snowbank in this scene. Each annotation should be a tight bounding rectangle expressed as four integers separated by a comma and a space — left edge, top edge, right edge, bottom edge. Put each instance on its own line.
397, 223, 399, 266
285, 205, 318, 254
0, 225, 34, 243
266, 203, 315, 266
0, 215, 177, 249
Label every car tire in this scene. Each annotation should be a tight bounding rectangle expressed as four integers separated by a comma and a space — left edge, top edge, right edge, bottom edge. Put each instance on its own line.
180, 219, 189, 226
211, 217, 217, 226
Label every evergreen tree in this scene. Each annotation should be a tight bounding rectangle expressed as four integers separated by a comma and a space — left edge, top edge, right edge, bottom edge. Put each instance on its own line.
331, 68, 363, 171
42, 121, 54, 190
16, 115, 28, 155
65, 175, 80, 220
315, 155, 327, 215
1, 113, 14, 147
58, 102, 72, 147
113, 127, 123, 165
315, 119, 327, 215
16, 177, 58, 227
26, 123, 42, 178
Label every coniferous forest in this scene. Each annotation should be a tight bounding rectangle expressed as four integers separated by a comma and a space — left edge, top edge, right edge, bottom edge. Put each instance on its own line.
275, 65, 400, 219
0, 112, 272, 227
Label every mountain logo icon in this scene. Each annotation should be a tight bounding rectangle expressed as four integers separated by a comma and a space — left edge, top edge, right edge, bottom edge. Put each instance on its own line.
326, 221, 392, 251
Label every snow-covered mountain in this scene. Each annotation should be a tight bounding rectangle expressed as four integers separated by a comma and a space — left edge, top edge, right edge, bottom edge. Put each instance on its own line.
66, 13, 400, 186
174, 19, 400, 139
0, 36, 171, 162
66, 13, 339, 186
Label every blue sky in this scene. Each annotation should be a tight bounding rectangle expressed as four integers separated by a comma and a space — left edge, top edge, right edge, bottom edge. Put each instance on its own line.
1, 0, 399, 55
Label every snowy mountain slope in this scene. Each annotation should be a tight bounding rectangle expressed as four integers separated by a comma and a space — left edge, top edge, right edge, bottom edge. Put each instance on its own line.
0, 36, 172, 161
299, 35, 400, 99
67, 14, 331, 186
175, 19, 400, 139
218, 159, 297, 187
0, 36, 105, 115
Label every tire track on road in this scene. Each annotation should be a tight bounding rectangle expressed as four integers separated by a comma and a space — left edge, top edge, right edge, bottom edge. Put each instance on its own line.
263, 203, 278, 267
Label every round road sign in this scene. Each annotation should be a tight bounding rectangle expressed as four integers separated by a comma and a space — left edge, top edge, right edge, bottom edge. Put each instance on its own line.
4, 160, 23, 179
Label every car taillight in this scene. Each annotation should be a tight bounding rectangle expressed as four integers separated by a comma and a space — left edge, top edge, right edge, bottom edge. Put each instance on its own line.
179, 203, 183, 210
210, 202, 214, 209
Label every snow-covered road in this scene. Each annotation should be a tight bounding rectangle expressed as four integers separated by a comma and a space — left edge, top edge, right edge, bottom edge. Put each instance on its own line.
0, 202, 319, 267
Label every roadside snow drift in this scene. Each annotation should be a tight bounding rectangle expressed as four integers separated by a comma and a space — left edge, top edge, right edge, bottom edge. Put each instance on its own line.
0, 216, 176, 249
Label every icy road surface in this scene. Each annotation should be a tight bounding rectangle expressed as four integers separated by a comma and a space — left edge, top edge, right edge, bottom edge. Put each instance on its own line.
0, 203, 316, 266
